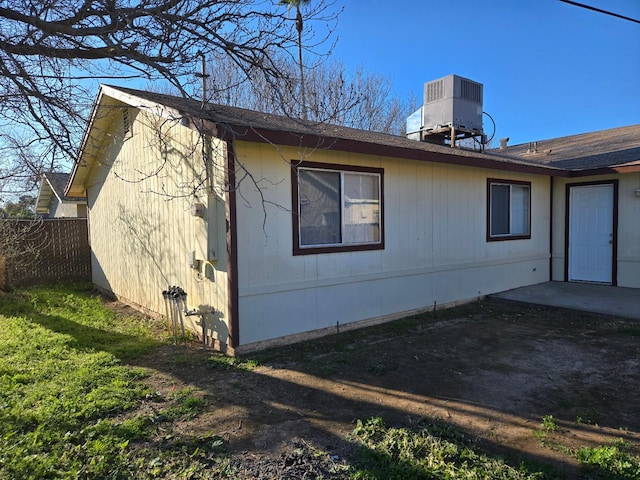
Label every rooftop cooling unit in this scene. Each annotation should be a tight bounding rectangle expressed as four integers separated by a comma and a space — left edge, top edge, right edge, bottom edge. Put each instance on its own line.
406, 74, 484, 142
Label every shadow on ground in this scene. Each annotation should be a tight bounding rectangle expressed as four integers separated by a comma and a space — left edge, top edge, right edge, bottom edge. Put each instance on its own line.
126, 299, 640, 479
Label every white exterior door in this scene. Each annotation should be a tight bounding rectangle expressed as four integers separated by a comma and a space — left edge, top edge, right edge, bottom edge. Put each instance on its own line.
568, 184, 614, 284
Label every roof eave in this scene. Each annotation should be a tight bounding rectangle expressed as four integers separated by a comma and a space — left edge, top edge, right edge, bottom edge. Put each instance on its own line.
66, 86, 222, 198
69, 85, 637, 189
566, 163, 640, 177
225, 125, 564, 177
91, 86, 562, 176
66, 87, 109, 198
35, 176, 54, 214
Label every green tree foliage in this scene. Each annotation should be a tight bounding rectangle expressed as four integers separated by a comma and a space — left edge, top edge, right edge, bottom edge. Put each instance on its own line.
0, 195, 35, 218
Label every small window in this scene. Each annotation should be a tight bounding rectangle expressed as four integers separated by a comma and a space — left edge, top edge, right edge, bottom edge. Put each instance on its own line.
487, 179, 531, 241
292, 162, 384, 255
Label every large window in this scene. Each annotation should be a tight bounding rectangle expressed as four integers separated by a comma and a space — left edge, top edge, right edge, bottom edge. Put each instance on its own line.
292, 162, 384, 254
487, 179, 531, 241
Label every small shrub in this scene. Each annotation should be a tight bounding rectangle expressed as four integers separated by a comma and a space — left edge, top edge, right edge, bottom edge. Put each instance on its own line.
541, 415, 558, 432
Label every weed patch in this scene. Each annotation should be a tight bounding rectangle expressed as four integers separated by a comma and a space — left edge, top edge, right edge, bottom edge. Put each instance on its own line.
534, 415, 640, 480
618, 326, 640, 337
162, 387, 207, 420
207, 353, 260, 370
2, 287, 638, 479
349, 417, 545, 479
576, 440, 640, 479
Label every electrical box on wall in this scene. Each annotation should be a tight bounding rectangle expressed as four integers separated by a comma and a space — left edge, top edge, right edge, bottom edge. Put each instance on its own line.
191, 202, 205, 217
190, 194, 220, 276
207, 193, 222, 262
189, 251, 201, 270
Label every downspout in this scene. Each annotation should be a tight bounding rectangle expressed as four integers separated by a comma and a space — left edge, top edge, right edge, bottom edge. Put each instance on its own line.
549, 176, 554, 282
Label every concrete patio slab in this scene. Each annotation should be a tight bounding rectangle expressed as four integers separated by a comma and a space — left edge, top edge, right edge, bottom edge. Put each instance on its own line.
492, 281, 640, 320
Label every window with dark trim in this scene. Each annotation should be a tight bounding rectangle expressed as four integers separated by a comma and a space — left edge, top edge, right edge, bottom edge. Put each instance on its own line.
487, 178, 531, 241
292, 162, 384, 255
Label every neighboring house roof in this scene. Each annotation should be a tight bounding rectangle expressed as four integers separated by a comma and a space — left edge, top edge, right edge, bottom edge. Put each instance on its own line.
36, 172, 86, 215
491, 125, 640, 174
67, 85, 640, 197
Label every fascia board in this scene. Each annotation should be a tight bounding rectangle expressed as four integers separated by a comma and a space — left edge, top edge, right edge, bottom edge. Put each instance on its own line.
101, 85, 187, 124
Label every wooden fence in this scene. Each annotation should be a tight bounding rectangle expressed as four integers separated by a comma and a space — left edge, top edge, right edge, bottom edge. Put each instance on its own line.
0, 218, 91, 289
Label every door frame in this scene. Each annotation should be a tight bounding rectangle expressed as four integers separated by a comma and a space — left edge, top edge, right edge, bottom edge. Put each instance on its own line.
564, 180, 618, 285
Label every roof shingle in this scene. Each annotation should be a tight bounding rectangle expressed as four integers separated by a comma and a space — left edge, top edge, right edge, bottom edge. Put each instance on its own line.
490, 125, 640, 170
100, 85, 640, 176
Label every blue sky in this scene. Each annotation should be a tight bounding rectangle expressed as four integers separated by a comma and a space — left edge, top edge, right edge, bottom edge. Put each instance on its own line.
326, 0, 640, 146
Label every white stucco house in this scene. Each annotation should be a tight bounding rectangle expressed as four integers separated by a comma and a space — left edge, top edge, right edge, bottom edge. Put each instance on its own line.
66, 85, 640, 353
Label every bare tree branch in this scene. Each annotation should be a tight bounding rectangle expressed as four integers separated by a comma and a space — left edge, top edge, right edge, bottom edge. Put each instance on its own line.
0, 217, 47, 290
0, 0, 338, 200
206, 52, 416, 135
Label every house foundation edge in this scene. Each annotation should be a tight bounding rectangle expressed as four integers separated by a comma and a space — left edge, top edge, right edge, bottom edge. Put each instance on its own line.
93, 285, 234, 355
92, 284, 483, 356
233, 296, 484, 355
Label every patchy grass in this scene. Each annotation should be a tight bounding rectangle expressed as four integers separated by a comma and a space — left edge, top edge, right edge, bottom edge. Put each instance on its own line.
0, 282, 161, 360
534, 414, 640, 480
350, 416, 639, 480
0, 284, 224, 479
349, 417, 546, 479
1, 284, 639, 479
206, 353, 260, 371
576, 440, 640, 479
162, 387, 207, 421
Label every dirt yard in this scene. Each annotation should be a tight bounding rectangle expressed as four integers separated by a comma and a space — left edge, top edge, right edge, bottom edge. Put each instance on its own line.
132, 298, 640, 478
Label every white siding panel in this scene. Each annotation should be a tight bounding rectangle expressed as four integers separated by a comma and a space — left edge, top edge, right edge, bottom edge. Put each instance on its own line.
86, 106, 230, 343
235, 142, 551, 346
239, 274, 435, 345
617, 173, 640, 288
553, 173, 640, 288
375, 273, 434, 315
239, 288, 318, 344
50, 200, 85, 218
238, 253, 551, 345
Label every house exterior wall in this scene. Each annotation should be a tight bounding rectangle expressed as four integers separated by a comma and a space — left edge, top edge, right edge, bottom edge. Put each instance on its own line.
84, 106, 230, 346
234, 142, 551, 347
551, 173, 640, 288
50, 198, 87, 218
77, 204, 88, 218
